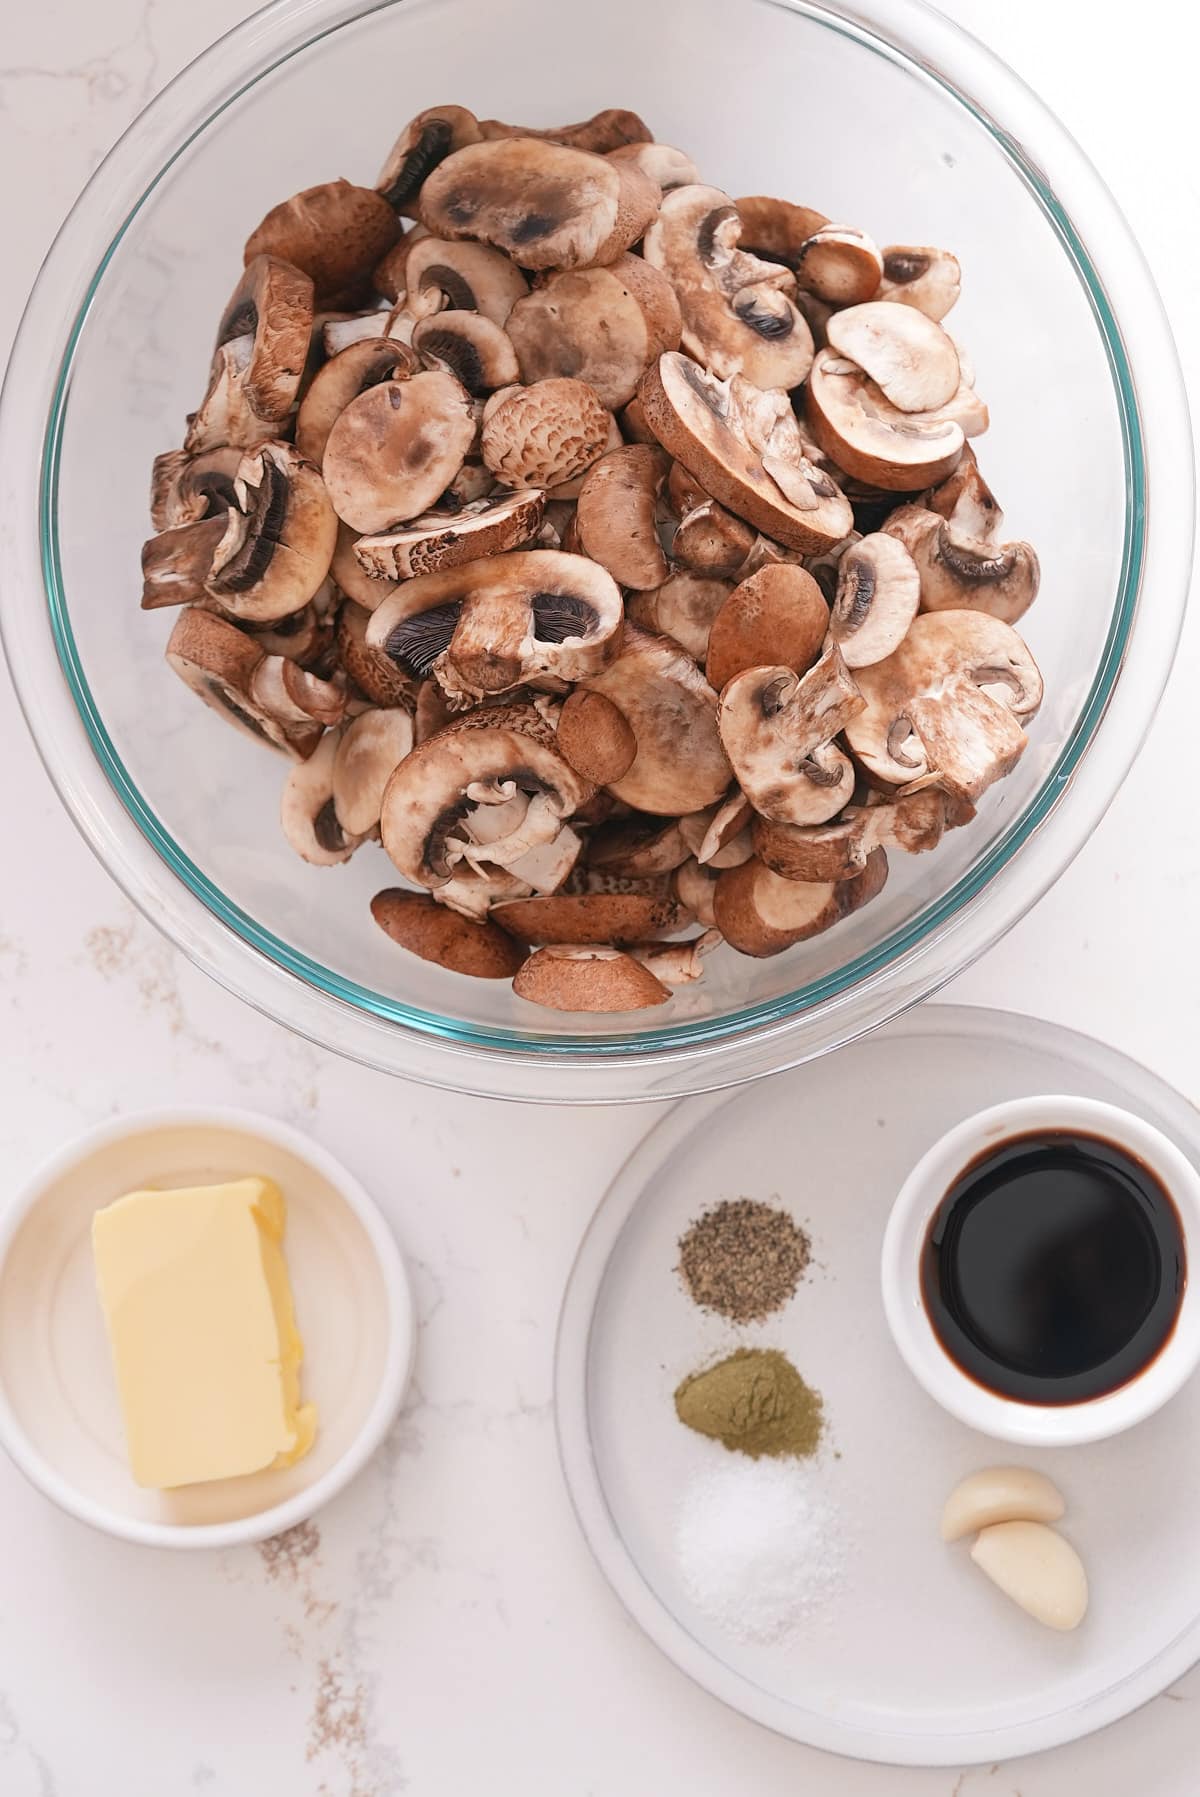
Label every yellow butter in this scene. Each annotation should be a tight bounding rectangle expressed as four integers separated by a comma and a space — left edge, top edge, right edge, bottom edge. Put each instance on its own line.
92, 1177, 318, 1490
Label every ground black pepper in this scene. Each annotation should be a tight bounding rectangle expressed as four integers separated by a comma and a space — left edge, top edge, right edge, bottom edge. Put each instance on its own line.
677, 1198, 811, 1323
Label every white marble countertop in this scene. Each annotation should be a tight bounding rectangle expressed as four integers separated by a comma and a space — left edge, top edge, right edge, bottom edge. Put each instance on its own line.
1, 1, 1197, 1790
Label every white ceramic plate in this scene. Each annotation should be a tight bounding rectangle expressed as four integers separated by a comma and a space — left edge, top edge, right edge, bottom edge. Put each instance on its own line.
0, 1108, 415, 1548
555, 1005, 1200, 1765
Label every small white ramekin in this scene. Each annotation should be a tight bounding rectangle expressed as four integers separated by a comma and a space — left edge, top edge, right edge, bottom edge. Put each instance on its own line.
881, 1094, 1200, 1447
0, 1107, 415, 1548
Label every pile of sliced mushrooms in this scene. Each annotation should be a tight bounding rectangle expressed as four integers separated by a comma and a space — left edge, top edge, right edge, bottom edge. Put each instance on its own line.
142, 103, 1043, 1014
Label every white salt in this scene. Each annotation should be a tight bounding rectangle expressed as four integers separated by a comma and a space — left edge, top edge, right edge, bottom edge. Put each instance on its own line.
676, 1457, 844, 1644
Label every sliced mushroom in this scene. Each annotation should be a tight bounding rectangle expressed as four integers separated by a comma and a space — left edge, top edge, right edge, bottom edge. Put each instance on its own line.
375, 105, 483, 216
584, 815, 691, 878
608, 142, 700, 189
643, 187, 814, 388
629, 931, 722, 985
281, 728, 366, 865
735, 197, 829, 267
705, 563, 829, 691
877, 245, 961, 321
414, 678, 454, 743
150, 446, 242, 531
479, 109, 654, 154
683, 793, 755, 868
753, 787, 957, 881
372, 223, 429, 302
248, 654, 346, 730
165, 608, 322, 757
826, 302, 960, 413
481, 378, 612, 489
884, 499, 1040, 625
805, 349, 966, 491
411, 310, 520, 395
844, 611, 1042, 801
512, 944, 669, 1013
354, 489, 545, 580
576, 445, 670, 589
332, 707, 415, 835
794, 225, 883, 306
640, 353, 852, 552
673, 856, 719, 926
492, 884, 689, 944
717, 646, 863, 826
670, 499, 757, 578
505, 256, 682, 409
378, 702, 590, 902
330, 522, 399, 610
618, 394, 657, 445
322, 369, 477, 532
419, 139, 659, 272
371, 888, 523, 976
556, 688, 637, 784
244, 182, 401, 309
245, 581, 336, 666
398, 237, 530, 326
336, 599, 418, 708
367, 548, 623, 699
715, 848, 888, 956
828, 532, 921, 666
185, 257, 314, 453
295, 337, 419, 467
584, 628, 732, 815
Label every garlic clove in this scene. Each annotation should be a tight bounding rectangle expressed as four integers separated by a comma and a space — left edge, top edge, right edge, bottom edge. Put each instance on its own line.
970, 1521, 1088, 1631
940, 1466, 1066, 1542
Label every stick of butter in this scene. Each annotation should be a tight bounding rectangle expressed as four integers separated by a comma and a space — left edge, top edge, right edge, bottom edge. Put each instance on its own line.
92, 1177, 318, 1490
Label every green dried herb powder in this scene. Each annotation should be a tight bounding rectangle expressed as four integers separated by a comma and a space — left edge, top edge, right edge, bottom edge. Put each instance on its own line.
674, 1349, 824, 1460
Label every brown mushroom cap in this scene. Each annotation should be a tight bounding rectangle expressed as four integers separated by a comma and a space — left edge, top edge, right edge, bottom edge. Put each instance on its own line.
512, 944, 670, 1012
164, 608, 322, 757
575, 445, 670, 589
826, 302, 960, 413
332, 707, 415, 835
584, 815, 691, 878
295, 337, 419, 467
479, 109, 654, 154
375, 105, 483, 217
706, 563, 829, 691
643, 186, 815, 388
419, 138, 659, 272
556, 688, 637, 784
844, 610, 1042, 800
371, 888, 524, 977
806, 349, 965, 490
794, 226, 884, 307
877, 245, 962, 321
354, 489, 545, 581
492, 886, 688, 944
322, 369, 477, 533
828, 532, 921, 666
617, 394, 657, 445
717, 645, 864, 826
481, 378, 612, 489
640, 353, 853, 552
505, 256, 682, 409
584, 628, 732, 815
281, 728, 365, 865
244, 181, 400, 309
626, 571, 734, 663
714, 847, 888, 956
398, 237, 530, 325
185, 257, 314, 454
753, 787, 955, 882
336, 599, 417, 708
411, 310, 521, 396
735, 197, 830, 266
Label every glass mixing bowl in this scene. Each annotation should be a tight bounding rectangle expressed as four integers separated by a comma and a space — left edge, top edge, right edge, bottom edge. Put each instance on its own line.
0, 0, 1192, 1102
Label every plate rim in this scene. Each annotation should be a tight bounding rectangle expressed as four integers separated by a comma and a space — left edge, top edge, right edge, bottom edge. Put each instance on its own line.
553, 1002, 1200, 1766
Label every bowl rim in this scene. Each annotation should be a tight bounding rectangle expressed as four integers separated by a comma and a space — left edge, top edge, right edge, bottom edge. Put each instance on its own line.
0, 0, 1193, 1101
0, 1105, 415, 1549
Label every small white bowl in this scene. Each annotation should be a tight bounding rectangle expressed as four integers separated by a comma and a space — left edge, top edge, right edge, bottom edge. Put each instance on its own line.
0, 1107, 415, 1547
881, 1094, 1200, 1446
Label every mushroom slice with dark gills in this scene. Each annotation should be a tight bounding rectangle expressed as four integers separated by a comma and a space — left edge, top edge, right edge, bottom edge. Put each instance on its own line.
478, 108, 654, 154
643, 186, 814, 389
418, 139, 659, 273
505, 256, 682, 410
877, 245, 962, 321
375, 105, 483, 217
753, 787, 960, 883
883, 464, 1040, 626
805, 349, 967, 491
244, 181, 401, 309
397, 237, 530, 327
717, 643, 865, 827
481, 378, 612, 489
512, 944, 671, 1014
164, 608, 323, 758
793, 225, 884, 307
714, 847, 888, 957
185, 257, 314, 453
844, 610, 1042, 802
639, 353, 852, 553
142, 442, 337, 624
378, 702, 591, 905
281, 728, 367, 865
295, 337, 419, 467
354, 490, 545, 581
825, 301, 960, 413
366, 549, 623, 700
150, 446, 243, 531
321, 368, 477, 533
410, 310, 520, 396
734, 197, 830, 269
583, 627, 733, 816
828, 532, 920, 667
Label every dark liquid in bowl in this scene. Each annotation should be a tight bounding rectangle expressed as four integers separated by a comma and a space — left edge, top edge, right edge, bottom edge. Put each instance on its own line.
921, 1130, 1186, 1404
